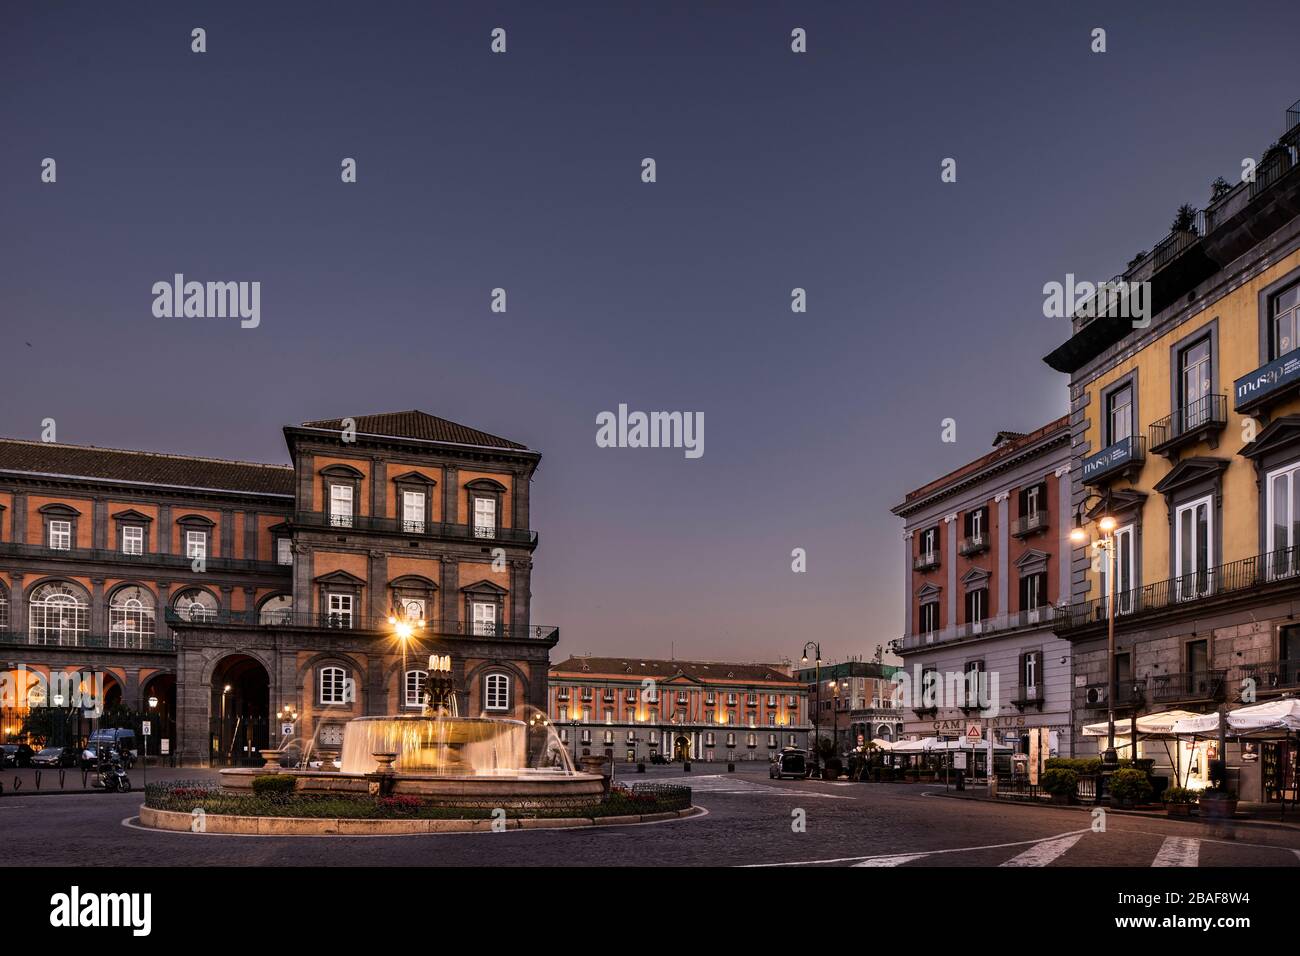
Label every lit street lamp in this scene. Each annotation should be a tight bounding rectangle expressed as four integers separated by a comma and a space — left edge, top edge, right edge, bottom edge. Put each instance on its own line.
800, 641, 822, 769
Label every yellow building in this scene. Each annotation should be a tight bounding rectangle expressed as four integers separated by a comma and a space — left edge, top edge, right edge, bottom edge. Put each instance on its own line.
1045, 97, 1300, 800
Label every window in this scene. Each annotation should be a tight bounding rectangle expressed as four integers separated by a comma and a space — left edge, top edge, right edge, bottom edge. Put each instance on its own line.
1180, 337, 1212, 428
319, 666, 348, 705
1020, 572, 1047, 613
122, 525, 144, 555
964, 507, 986, 540
29, 581, 89, 645
558, 705, 568, 721
768, 734, 778, 748
259, 594, 293, 625
327, 592, 354, 629
1108, 384, 1133, 444
920, 600, 940, 635
485, 673, 510, 711
964, 660, 983, 707
625, 688, 636, 702
330, 484, 354, 528
1174, 496, 1213, 599
1101, 524, 1136, 614
1266, 462, 1300, 578
48, 520, 71, 551
767, 694, 777, 706
402, 490, 426, 533
473, 497, 496, 538
705, 732, 715, 746
603, 710, 613, 724
1020, 652, 1039, 694
920, 526, 938, 558
746, 733, 757, 748
405, 670, 428, 708
964, 588, 988, 625
705, 691, 715, 705
276, 537, 293, 566
603, 730, 614, 744
173, 587, 218, 622
1021, 482, 1045, 520
471, 601, 497, 636
1186, 639, 1208, 678
186, 530, 207, 560
581, 687, 593, 701
726, 733, 736, 748
1271, 281, 1300, 360
108, 586, 155, 648
581, 729, 591, 744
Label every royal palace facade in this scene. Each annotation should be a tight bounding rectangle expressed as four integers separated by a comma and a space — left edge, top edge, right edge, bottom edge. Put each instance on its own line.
0, 410, 555, 766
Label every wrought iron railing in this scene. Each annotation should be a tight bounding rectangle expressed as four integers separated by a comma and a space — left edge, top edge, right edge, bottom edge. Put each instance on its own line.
1149, 670, 1226, 704
0, 630, 176, 652
1148, 394, 1228, 451
160, 607, 558, 640
1250, 124, 1300, 200
1055, 546, 1300, 630
1151, 209, 1206, 270
1011, 511, 1049, 537
912, 551, 940, 571
1236, 659, 1300, 694
292, 510, 536, 547
958, 534, 989, 556
0, 542, 287, 575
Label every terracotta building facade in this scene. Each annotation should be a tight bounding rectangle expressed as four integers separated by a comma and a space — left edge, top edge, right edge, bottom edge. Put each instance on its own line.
0, 410, 556, 766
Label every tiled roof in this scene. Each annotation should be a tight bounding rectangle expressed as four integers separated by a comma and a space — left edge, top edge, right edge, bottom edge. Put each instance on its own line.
0, 439, 294, 496
550, 657, 799, 685
299, 410, 528, 450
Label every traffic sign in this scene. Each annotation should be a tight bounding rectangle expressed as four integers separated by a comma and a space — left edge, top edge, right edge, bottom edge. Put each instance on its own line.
142, 720, 152, 736
965, 722, 982, 743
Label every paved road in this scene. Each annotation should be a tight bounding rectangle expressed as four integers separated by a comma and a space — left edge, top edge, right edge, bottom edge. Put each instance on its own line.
4, 765, 1299, 867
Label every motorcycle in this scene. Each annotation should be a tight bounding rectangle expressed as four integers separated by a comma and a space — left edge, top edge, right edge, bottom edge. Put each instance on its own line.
95, 755, 131, 793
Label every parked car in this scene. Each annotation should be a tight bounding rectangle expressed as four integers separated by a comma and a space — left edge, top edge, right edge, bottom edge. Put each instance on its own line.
769, 747, 810, 780
0, 744, 36, 767
31, 746, 79, 768
86, 729, 138, 766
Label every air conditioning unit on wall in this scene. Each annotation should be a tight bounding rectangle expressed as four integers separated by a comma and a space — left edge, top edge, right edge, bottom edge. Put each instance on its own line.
1085, 685, 1107, 706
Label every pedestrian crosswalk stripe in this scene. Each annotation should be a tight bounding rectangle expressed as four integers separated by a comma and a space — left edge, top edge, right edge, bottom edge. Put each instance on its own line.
1152, 836, 1200, 867
852, 853, 930, 867
999, 833, 1084, 867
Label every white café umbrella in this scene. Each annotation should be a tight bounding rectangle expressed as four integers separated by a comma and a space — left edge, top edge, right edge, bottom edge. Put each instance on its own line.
869, 738, 894, 751
1082, 709, 1202, 739
1171, 698, 1300, 739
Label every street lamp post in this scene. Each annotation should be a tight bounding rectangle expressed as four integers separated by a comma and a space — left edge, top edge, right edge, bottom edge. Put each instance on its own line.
830, 680, 840, 757
800, 641, 821, 769
1071, 500, 1119, 767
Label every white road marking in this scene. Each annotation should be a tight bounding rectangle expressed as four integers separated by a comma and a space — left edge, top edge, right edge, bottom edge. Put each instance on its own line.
1152, 836, 1201, 867
743, 828, 1091, 867
1000, 833, 1084, 867
852, 853, 930, 867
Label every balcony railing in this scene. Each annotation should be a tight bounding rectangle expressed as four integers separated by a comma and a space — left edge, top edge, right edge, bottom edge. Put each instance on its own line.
1149, 670, 1226, 705
1148, 394, 1228, 454
161, 607, 558, 640
1236, 659, 1300, 696
913, 551, 940, 572
1055, 546, 1300, 631
0, 542, 287, 575
1078, 679, 1146, 711
1011, 511, 1049, 538
0, 630, 177, 652
1080, 435, 1146, 485
958, 534, 989, 556
1150, 209, 1206, 271
293, 511, 537, 547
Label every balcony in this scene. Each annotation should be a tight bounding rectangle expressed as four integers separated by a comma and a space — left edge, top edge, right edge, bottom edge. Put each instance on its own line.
1235, 659, 1300, 697
1080, 435, 1146, 486
1148, 394, 1228, 456
958, 534, 989, 557
1011, 510, 1049, 538
1078, 679, 1145, 711
1149, 670, 1226, 705
1055, 546, 1300, 632
161, 607, 559, 641
1011, 684, 1044, 712
913, 551, 940, 572
293, 511, 537, 548
0, 541, 287, 576
1234, 347, 1300, 415
0, 630, 176, 653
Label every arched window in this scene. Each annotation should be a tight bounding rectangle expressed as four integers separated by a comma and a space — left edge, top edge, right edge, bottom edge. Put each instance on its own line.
173, 588, 218, 622
258, 594, 293, 625
29, 581, 89, 645
484, 673, 510, 711
404, 670, 428, 708
108, 585, 156, 648
319, 666, 349, 705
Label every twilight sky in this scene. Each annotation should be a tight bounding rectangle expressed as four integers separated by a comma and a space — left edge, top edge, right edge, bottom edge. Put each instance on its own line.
2, 1, 1298, 666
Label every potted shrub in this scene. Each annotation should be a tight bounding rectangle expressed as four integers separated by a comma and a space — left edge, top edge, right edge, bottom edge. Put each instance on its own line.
1170, 203, 1200, 234
1163, 786, 1196, 817
1040, 767, 1078, 805
1199, 760, 1238, 819
1108, 768, 1153, 808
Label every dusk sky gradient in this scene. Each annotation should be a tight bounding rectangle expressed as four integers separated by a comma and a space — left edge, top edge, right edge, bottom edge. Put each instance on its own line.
3, 1, 1299, 666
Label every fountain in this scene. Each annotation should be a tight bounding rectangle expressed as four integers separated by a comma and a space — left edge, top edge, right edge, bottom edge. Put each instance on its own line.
219, 653, 603, 808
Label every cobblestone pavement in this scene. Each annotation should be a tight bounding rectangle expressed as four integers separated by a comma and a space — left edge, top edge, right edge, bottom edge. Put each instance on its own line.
4, 764, 1300, 867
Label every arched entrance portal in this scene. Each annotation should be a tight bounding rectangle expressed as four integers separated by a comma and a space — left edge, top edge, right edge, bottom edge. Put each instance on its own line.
210, 655, 269, 766
142, 673, 176, 759
673, 735, 690, 761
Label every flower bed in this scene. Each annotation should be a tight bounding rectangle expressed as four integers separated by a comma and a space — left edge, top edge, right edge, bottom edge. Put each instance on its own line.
144, 781, 691, 820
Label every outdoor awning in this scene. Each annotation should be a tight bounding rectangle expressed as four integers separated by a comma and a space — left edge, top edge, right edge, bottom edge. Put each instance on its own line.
869, 738, 894, 751
1170, 699, 1300, 739
1081, 709, 1202, 739
890, 736, 1011, 753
